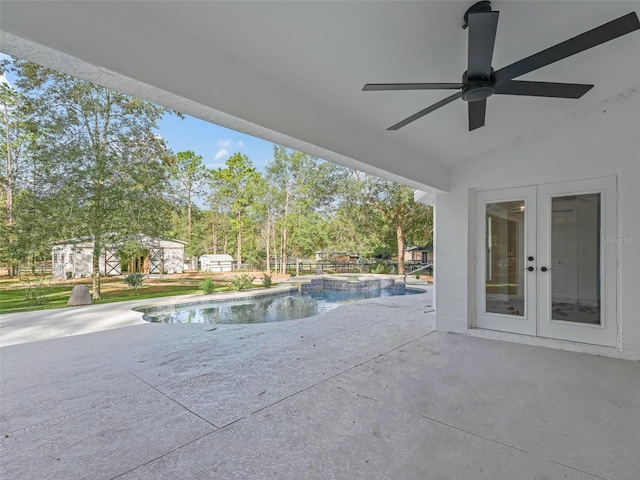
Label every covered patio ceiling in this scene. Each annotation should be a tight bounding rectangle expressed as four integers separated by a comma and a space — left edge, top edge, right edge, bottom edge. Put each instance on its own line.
1, 1, 639, 192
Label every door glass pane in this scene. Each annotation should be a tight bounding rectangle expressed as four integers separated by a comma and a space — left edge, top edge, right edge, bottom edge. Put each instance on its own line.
485, 200, 525, 316
551, 194, 601, 324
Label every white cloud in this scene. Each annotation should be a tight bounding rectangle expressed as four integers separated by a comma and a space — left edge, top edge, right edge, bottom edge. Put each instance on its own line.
214, 148, 229, 161
217, 140, 232, 148
237, 140, 244, 147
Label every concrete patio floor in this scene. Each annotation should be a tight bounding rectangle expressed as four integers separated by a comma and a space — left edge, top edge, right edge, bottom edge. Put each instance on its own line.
1, 289, 639, 480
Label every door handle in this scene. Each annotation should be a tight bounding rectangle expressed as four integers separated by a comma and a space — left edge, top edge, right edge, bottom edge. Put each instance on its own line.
540, 266, 553, 272
523, 266, 535, 272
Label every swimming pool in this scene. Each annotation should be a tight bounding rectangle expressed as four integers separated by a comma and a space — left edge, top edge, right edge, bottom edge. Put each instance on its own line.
143, 287, 424, 325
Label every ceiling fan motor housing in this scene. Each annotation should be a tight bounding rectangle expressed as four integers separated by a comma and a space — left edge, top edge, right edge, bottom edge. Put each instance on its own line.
463, 1, 493, 29
462, 83, 496, 102
461, 69, 496, 102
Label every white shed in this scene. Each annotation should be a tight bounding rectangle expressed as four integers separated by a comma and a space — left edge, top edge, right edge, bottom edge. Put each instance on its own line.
51, 237, 186, 278
199, 254, 233, 272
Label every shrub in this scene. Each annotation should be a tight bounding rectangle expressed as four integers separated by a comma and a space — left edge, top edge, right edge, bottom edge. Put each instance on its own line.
23, 285, 45, 305
371, 263, 389, 274
261, 273, 272, 288
124, 272, 145, 291
201, 278, 216, 294
232, 274, 254, 291
22, 275, 51, 306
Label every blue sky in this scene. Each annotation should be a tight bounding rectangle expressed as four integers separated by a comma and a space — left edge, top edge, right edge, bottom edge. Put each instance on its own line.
155, 114, 276, 172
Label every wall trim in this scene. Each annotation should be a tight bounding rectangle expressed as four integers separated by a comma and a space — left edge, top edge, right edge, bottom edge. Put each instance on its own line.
466, 328, 637, 361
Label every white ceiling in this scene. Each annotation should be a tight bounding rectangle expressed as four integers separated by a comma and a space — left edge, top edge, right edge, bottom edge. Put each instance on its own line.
1, 1, 639, 192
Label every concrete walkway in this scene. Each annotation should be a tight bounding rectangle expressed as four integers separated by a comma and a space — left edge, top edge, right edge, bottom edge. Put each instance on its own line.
0, 285, 301, 348
1, 288, 639, 479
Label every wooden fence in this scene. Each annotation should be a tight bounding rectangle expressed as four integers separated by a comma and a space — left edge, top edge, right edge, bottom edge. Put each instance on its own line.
18, 262, 53, 276
233, 260, 432, 275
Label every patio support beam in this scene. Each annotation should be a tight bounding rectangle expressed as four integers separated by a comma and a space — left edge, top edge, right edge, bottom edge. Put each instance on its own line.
0, 17, 450, 193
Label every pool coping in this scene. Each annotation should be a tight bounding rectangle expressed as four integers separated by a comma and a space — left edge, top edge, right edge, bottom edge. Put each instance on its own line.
134, 284, 300, 314
136, 275, 430, 316
138, 280, 429, 323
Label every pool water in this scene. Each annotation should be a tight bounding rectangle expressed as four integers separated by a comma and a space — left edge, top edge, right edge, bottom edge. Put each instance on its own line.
144, 288, 424, 325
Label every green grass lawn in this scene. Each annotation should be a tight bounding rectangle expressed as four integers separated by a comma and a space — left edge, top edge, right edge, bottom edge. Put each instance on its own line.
0, 283, 234, 314
0, 271, 281, 314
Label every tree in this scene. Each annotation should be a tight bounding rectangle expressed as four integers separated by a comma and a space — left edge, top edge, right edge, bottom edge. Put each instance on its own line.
0, 66, 35, 276
266, 146, 344, 274
205, 181, 233, 255
327, 206, 385, 259
168, 150, 207, 247
252, 179, 279, 274
211, 153, 262, 267
9, 59, 176, 299
288, 211, 330, 273
346, 172, 433, 275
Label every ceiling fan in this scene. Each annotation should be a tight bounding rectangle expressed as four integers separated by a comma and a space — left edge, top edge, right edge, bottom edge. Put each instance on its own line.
363, 1, 640, 131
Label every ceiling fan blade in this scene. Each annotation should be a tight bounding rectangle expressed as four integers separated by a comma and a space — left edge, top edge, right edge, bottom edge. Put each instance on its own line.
363, 83, 463, 91
495, 80, 594, 98
388, 92, 462, 130
467, 11, 500, 80
468, 100, 487, 131
494, 12, 640, 85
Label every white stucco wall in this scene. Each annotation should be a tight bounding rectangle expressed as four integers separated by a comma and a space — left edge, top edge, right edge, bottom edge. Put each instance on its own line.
435, 88, 640, 359
52, 243, 94, 278
162, 247, 184, 274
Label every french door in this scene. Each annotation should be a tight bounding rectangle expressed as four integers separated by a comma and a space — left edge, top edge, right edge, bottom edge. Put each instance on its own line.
476, 178, 617, 347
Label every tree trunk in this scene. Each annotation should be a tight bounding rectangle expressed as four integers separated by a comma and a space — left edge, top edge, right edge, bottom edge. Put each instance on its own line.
92, 241, 101, 300
396, 224, 406, 275
4, 107, 14, 278
236, 213, 242, 268
187, 196, 192, 244
211, 213, 218, 254
265, 221, 271, 274
281, 224, 287, 275
281, 190, 289, 275
272, 223, 278, 274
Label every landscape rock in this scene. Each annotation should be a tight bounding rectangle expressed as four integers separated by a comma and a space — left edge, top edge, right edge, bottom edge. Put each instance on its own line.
67, 285, 91, 306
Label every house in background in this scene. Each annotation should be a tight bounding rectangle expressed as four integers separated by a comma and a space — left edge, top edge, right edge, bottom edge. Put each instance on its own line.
5, 2, 640, 360
404, 246, 433, 265
51, 237, 185, 278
